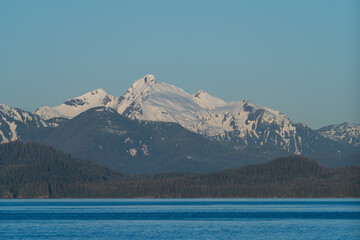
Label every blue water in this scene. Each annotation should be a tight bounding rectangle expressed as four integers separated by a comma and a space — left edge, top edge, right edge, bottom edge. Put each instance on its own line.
0, 199, 359, 239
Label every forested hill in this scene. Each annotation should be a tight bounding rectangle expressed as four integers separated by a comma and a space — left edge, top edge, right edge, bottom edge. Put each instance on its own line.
1, 142, 359, 198
0, 141, 125, 198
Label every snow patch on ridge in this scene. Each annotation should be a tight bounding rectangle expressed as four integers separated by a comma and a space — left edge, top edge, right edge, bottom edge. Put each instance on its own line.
192, 89, 227, 110
142, 145, 149, 156
318, 122, 360, 147
34, 89, 119, 120
8, 121, 18, 141
128, 148, 137, 157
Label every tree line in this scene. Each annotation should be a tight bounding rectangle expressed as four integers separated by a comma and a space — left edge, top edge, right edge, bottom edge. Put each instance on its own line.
0, 141, 359, 198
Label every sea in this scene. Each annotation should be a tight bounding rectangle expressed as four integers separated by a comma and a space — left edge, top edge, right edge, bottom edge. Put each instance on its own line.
0, 199, 359, 240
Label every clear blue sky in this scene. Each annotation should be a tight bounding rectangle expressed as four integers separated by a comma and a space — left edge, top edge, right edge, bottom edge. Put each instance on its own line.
0, 0, 359, 129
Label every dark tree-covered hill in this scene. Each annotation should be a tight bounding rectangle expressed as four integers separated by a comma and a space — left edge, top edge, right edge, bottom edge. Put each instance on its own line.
0, 141, 126, 198
21, 107, 288, 174
1, 142, 359, 198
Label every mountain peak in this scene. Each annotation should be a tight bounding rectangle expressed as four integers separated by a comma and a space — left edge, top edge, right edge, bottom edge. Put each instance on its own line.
125, 75, 158, 95
115, 75, 159, 115
34, 88, 119, 120
89, 88, 108, 95
143, 74, 157, 84
127, 75, 158, 94
193, 89, 207, 98
192, 90, 227, 110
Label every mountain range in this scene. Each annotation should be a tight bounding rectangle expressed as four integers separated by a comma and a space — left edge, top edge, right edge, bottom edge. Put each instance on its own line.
1, 75, 359, 173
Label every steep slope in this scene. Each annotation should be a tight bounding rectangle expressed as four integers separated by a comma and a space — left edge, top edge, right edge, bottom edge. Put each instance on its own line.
193, 101, 347, 154
318, 122, 360, 148
34, 89, 119, 120
114, 75, 348, 154
115, 74, 204, 125
22, 107, 288, 174
0, 103, 48, 143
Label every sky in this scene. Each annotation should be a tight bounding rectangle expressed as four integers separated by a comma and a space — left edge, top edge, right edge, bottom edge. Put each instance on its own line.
0, 0, 359, 129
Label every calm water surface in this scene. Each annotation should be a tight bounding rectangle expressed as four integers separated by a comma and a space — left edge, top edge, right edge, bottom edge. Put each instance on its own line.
0, 199, 359, 239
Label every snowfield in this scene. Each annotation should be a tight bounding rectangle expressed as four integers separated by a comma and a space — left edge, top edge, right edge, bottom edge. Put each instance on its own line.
1, 75, 359, 154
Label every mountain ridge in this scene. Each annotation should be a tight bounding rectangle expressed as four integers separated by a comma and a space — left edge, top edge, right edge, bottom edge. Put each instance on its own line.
29, 75, 360, 154
34, 88, 119, 120
318, 122, 360, 147
1, 75, 359, 168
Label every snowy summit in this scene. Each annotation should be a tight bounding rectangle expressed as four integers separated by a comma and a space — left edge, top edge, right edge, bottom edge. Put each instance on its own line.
28, 75, 314, 153
34, 89, 119, 120
1, 74, 357, 155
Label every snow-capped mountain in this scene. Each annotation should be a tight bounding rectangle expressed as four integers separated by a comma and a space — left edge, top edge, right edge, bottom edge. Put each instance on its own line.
114, 75, 343, 154
34, 89, 119, 120
0, 103, 48, 143
318, 122, 360, 147
1, 74, 358, 156
115, 75, 205, 126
